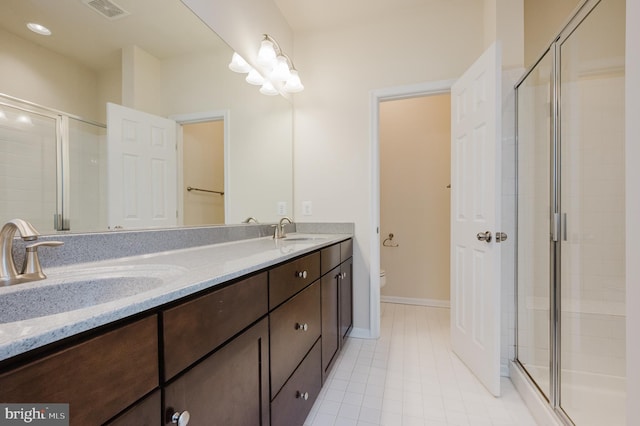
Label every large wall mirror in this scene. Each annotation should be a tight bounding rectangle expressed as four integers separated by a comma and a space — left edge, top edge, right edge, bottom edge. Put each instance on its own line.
0, 0, 293, 234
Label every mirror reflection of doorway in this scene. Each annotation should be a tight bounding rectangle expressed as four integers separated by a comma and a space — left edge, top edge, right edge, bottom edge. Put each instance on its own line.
182, 120, 225, 225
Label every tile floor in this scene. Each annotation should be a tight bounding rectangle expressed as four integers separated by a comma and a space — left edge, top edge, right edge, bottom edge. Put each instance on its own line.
304, 303, 538, 426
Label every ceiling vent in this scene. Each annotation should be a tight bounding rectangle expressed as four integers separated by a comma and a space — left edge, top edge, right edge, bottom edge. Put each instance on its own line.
82, 0, 130, 20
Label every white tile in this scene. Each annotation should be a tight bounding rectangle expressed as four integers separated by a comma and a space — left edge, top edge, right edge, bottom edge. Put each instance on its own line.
343, 392, 364, 406
358, 407, 381, 424
338, 403, 361, 420
305, 303, 539, 426
311, 412, 336, 426
334, 417, 358, 426
319, 400, 341, 416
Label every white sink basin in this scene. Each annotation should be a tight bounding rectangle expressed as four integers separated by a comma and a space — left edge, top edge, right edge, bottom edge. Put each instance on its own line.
283, 234, 329, 242
0, 264, 186, 324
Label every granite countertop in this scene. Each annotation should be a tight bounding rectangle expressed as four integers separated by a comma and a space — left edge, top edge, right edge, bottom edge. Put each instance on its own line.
0, 233, 350, 362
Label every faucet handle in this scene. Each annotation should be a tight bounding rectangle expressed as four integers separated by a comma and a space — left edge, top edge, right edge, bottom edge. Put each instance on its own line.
21, 241, 64, 279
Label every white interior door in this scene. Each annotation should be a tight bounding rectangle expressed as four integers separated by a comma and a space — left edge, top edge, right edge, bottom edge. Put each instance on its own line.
450, 42, 502, 396
107, 103, 177, 230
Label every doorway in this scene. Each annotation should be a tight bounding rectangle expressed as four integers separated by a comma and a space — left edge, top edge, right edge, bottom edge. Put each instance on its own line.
181, 120, 225, 225
370, 80, 455, 339
379, 94, 451, 307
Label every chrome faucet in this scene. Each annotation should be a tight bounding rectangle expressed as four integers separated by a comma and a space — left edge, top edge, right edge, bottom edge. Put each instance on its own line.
0, 219, 63, 286
273, 217, 293, 239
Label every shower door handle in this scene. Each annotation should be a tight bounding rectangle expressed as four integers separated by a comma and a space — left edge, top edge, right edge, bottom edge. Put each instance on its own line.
476, 231, 492, 243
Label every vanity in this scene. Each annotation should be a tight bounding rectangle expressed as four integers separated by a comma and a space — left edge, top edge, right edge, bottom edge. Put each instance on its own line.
0, 228, 353, 425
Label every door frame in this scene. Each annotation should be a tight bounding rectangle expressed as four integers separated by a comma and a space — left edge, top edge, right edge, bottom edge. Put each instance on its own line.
369, 79, 456, 339
170, 110, 230, 225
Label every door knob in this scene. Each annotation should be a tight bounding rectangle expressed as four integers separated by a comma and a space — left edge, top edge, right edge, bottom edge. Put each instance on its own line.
476, 231, 492, 242
496, 232, 508, 242
171, 411, 190, 426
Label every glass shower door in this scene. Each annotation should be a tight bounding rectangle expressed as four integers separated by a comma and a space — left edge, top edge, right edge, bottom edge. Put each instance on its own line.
558, 0, 626, 423
516, 50, 553, 400
0, 104, 58, 232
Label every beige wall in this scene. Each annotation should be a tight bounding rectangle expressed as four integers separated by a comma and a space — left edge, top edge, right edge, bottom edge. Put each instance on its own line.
183, 121, 225, 225
524, 0, 581, 67
0, 28, 105, 122
379, 94, 451, 303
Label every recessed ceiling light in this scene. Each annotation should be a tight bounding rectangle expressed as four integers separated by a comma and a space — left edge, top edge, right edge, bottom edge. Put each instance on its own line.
27, 22, 52, 36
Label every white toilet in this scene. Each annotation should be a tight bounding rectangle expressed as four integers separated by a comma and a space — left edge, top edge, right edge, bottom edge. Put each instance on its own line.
380, 269, 387, 288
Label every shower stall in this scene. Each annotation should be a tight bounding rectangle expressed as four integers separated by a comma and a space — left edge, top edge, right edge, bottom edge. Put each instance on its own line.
0, 95, 107, 233
515, 0, 625, 424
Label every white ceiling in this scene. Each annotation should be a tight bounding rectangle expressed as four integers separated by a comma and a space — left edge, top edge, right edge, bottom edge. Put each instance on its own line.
0, 0, 226, 71
0, 0, 428, 72
273, 0, 431, 32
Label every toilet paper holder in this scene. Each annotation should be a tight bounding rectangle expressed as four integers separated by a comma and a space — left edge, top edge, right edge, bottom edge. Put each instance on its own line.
383, 233, 399, 248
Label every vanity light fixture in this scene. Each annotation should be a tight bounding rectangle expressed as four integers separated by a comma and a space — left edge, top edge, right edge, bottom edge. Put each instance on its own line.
228, 34, 304, 96
228, 52, 251, 73
27, 22, 52, 36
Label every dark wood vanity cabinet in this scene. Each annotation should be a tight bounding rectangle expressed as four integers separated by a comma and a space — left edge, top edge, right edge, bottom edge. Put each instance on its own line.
162, 272, 269, 381
0, 315, 159, 426
105, 390, 161, 426
163, 318, 270, 426
321, 265, 340, 381
320, 240, 353, 381
0, 237, 353, 426
270, 340, 322, 426
340, 239, 354, 343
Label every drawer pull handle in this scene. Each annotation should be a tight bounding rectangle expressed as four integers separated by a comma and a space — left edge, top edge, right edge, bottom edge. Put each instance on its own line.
296, 270, 308, 279
296, 391, 309, 400
171, 410, 191, 426
295, 322, 309, 331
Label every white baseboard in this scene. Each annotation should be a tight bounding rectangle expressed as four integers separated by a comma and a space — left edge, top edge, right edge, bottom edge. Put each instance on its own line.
347, 327, 375, 339
380, 295, 450, 308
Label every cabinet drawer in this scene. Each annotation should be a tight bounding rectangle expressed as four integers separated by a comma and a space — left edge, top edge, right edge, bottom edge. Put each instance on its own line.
269, 252, 320, 309
321, 243, 340, 276
0, 315, 158, 426
271, 339, 322, 426
163, 272, 268, 380
341, 239, 353, 261
270, 280, 321, 396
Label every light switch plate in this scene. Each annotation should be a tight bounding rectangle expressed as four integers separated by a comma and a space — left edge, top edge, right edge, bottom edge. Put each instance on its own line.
302, 201, 312, 216
277, 201, 287, 215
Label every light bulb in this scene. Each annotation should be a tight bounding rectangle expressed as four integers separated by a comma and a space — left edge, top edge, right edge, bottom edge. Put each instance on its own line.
246, 69, 265, 85
257, 39, 277, 67
270, 56, 292, 81
259, 81, 278, 96
284, 70, 304, 93
228, 52, 251, 73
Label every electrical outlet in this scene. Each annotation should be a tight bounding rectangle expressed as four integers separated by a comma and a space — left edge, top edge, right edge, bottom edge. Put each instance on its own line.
277, 201, 287, 215
302, 201, 312, 216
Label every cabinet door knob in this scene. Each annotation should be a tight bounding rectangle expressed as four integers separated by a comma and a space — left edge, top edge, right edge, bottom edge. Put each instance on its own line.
341, 272, 347, 279
296, 270, 308, 279
171, 411, 191, 426
295, 322, 308, 331
296, 391, 309, 400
